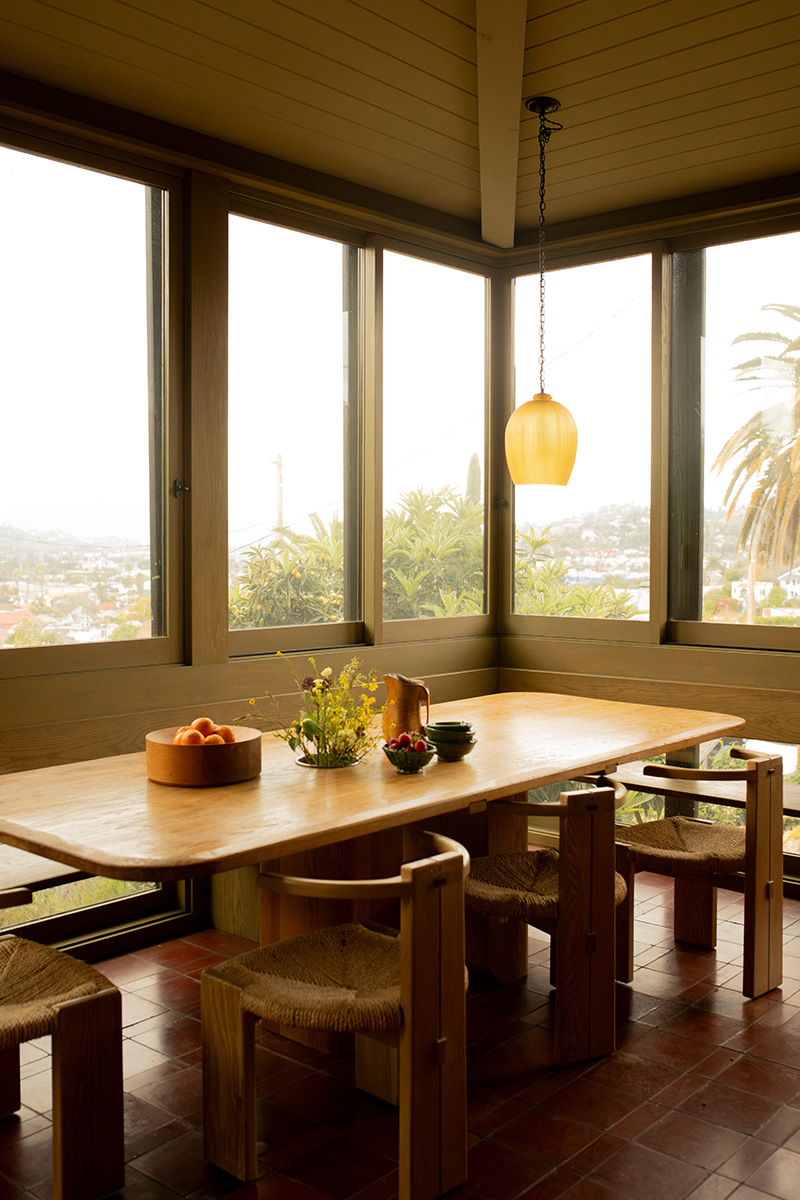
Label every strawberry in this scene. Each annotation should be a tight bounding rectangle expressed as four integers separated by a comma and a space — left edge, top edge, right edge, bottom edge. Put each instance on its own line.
397, 732, 413, 750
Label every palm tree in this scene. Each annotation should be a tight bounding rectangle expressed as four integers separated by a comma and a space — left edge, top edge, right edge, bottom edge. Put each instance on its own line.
713, 303, 800, 570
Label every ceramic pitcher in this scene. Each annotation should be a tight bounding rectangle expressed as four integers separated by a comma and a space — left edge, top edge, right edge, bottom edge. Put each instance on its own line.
382, 673, 431, 741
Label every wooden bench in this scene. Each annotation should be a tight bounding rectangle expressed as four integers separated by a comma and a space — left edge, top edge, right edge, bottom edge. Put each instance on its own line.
0, 845, 86, 910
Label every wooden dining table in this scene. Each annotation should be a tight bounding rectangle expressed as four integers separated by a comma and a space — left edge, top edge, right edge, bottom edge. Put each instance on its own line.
0, 690, 745, 1037
0, 692, 745, 885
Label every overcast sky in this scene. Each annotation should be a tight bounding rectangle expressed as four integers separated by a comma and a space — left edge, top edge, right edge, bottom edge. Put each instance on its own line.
3, 143, 799, 554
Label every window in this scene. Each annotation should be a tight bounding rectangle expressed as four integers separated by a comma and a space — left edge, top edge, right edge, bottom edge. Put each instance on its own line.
0, 145, 170, 657
512, 255, 652, 621
382, 251, 487, 621
669, 231, 800, 639
228, 216, 360, 642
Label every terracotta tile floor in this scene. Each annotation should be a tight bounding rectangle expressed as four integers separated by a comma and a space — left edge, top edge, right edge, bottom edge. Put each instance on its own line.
4, 874, 800, 1200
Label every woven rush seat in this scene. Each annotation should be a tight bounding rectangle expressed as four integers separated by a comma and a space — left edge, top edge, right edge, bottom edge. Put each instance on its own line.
210, 922, 403, 1034
615, 816, 746, 874
0, 934, 123, 1200
0, 937, 114, 1048
465, 848, 627, 921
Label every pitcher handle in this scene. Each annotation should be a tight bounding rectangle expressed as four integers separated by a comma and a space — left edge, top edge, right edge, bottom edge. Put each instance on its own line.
421, 683, 430, 727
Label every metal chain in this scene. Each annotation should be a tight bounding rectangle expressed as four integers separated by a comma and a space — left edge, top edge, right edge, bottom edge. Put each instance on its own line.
538, 117, 552, 396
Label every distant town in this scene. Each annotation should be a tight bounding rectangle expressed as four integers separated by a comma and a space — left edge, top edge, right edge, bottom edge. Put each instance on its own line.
0, 525, 152, 647
2, 501, 799, 648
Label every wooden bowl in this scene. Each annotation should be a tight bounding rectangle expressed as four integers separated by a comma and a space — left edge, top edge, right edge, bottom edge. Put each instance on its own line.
146, 726, 262, 786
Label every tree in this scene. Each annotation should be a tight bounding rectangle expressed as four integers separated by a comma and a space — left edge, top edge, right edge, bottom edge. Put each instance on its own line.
229, 488, 642, 627
229, 513, 346, 629
766, 581, 788, 608
110, 618, 139, 640
5, 618, 58, 647
714, 303, 800, 569
465, 453, 481, 504
383, 488, 484, 619
514, 528, 639, 619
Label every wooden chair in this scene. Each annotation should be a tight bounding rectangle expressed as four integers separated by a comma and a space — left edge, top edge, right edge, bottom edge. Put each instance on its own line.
614, 747, 783, 998
464, 785, 625, 1065
0, 928, 124, 1200
202, 831, 469, 1200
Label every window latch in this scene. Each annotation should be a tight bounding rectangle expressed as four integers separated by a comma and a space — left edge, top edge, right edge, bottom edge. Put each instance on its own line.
173, 478, 190, 499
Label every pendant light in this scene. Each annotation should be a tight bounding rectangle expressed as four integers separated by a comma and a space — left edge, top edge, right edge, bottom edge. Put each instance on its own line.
505, 97, 577, 486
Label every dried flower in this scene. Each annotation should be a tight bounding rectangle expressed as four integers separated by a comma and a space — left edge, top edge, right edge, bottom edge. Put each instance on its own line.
250, 656, 384, 768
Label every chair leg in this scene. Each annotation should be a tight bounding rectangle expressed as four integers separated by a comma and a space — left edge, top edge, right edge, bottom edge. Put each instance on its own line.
615, 849, 634, 983
437, 869, 468, 1196
51, 987, 124, 1200
398, 850, 467, 1200
480, 797, 530, 983
674, 877, 717, 947
202, 969, 258, 1181
0, 1044, 20, 1118
744, 756, 784, 998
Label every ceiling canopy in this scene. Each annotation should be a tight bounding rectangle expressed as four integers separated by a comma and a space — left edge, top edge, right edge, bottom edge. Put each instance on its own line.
0, 0, 798, 247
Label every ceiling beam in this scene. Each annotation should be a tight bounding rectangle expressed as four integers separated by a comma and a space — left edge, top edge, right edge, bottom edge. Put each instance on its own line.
475, 0, 527, 249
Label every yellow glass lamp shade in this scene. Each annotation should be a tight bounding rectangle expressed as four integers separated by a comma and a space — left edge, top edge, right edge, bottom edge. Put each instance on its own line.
505, 393, 578, 485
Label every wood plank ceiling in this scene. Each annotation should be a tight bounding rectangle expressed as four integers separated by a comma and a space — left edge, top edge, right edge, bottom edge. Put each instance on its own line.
0, 0, 798, 247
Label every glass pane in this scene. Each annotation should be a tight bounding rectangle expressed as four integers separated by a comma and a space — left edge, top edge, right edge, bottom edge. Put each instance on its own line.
702, 232, 800, 627
228, 218, 357, 630
513, 256, 652, 618
0, 878, 159, 930
0, 147, 166, 649
383, 252, 486, 620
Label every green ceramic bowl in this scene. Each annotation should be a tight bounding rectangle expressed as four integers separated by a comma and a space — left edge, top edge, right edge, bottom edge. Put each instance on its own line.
423, 721, 474, 744
430, 737, 477, 762
382, 743, 436, 774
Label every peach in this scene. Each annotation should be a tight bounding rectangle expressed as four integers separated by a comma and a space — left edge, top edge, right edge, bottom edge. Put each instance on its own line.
190, 717, 217, 737
178, 728, 204, 745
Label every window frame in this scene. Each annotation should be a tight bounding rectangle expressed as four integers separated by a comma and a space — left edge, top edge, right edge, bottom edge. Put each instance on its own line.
0, 129, 185, 679
666, 218, 800, 654
225, 205, 496, 655
499, 242, 665, 645
377, 237, 494, 645
226, 198, 367, 657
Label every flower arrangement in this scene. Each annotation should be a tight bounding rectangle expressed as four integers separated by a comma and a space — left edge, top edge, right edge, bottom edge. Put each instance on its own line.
251, 655, 383, 768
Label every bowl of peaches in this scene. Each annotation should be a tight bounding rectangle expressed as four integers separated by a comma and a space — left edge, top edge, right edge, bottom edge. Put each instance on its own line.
146, 717, 262, 786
